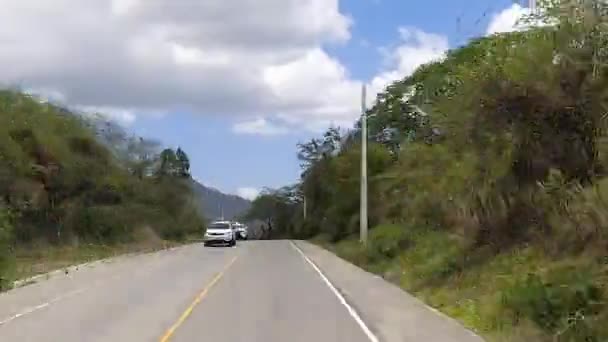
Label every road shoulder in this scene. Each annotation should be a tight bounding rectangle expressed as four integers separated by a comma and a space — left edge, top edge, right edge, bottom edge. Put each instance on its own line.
292, 240, 485, 342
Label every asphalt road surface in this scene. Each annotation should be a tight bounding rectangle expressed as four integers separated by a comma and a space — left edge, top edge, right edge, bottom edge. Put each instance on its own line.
0, 240, 483, 342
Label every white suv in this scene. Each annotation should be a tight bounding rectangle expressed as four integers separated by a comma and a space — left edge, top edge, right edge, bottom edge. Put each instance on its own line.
203, 221, 236, 247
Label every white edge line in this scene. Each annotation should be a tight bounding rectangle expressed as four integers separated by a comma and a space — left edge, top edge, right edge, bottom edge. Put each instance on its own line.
289, 240, 380, 342
0, 288, 86, 326
296, 243, 484, 341
0, 269, 131, 326
1, 245, 189, 326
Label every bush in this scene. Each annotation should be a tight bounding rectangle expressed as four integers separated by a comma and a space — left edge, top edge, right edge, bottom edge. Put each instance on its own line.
0, 205, 15, 290
546, 177, 608, 254
335, 238, 369, 268
70, 205, 134, 243
501, 265, 603, 340
366, 224, 410, 262
398, 230, 466, 288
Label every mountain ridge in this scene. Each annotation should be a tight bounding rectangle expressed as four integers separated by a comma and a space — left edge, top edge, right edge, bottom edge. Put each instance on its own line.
189, 180, 251, 221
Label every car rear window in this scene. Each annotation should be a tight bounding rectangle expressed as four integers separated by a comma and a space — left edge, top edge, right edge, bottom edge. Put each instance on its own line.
208, 223, 230, 229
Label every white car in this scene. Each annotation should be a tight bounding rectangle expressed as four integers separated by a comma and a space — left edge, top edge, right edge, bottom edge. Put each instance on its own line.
204, 221, 236, 247
233, 222, 248, 240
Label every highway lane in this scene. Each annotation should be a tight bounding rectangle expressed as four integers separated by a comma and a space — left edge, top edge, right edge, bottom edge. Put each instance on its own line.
168, 241, 370, 342
0, 242, 240, 341
0, 240, 484, 342
0, 241, 371, 342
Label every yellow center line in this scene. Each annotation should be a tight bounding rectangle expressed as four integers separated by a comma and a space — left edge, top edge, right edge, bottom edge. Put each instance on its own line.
159, 255, 238, 342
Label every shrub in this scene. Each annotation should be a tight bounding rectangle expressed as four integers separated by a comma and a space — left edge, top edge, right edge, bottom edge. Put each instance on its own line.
335, 238, 369, 268
501, 265, 603, 339
0, 205, 15, 290
398, 230, 466, 288
546, 177, 608, 254
366, 224, 410, 262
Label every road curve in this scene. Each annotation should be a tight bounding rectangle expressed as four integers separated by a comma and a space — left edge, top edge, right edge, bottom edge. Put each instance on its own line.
0, 240, 483, 342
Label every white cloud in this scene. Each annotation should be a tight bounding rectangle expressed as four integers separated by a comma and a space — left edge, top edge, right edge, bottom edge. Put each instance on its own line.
25, 87, 67, 103
264, 48, 363, 131
79, 106, 138, 126
368, 27, 449, 101
236, 187, 260, 201
232, 118, 289, 136
486, 3, 553, 36
486, 4, 531, 35
0, 0, 460, 134
0, 0, 354, 131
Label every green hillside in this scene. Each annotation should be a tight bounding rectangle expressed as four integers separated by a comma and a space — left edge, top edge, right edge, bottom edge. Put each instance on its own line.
0, 90, 205, 289
246, 3, 608, 341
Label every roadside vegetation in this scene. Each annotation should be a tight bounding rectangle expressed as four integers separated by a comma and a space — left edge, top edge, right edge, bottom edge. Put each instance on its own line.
246, 2, 608, 341
0, 90, 205, 290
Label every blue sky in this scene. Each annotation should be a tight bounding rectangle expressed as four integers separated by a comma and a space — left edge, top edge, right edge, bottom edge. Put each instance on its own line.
130, 0, 522, 198
2, 0, 529, 199
331, 0, 515, 80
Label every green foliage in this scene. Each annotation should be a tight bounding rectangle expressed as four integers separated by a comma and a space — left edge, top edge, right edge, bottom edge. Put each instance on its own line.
543, 176, 608, 253
366, 224, 410, 261
0, 90, 205, 251
502, 266, 603, 340
158, 148, 178, 177
175, 147, 191, 178
394, 229, 466, 288
0, 204, 15, 289
245, 185, 301, 239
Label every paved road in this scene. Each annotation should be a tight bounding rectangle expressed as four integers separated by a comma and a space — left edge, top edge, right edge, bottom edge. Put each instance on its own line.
0, 241, 370, 342
0, 240, 483, 342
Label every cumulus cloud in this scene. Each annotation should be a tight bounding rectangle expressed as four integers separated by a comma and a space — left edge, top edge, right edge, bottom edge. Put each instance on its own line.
485, 3, 552, 36
260, 26, 449, 130
369, 27, 449, 101
78, 106, 137, 126
263, 48, 363, 131
0, 0, 457, 135
236, 187, 260, 201
232, 118, 288, 136
486, 4, 532, 35
0, 0, 353, 130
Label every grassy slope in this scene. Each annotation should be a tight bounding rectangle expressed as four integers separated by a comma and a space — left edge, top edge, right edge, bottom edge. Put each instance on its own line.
314, 228, 608, 342
11, 238, 203, 284
0, 90, 205, 289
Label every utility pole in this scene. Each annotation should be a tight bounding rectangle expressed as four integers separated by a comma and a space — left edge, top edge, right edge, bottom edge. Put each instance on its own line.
529, 0, 536, 13
360, 84, 368, 244
303, 196, 307, 220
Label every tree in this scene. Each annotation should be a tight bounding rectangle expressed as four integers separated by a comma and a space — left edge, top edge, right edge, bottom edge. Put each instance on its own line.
126, 137, 161, 180
297, 138, 323, 170
244, 186, 301, 238
158, 148, 178, 177
175, 147, 191, 178
155, 147, 191, 178
321, 126, 342, 157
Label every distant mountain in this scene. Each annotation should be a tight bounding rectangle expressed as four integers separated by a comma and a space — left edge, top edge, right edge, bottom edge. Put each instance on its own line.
189, 181, 251, 221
